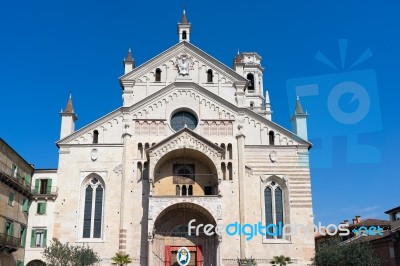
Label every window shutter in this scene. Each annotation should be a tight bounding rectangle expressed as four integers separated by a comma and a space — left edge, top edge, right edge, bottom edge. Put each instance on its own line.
22, 198, 29, 212
37, 203, 46, 214
21, 228, 26, 247
46, 179, 52, 194
43, 230, 47, 247
8, 192, 14, 205
30, 229, 36, 247
25, 173, 31, 186
10, 222, 14, 236
34, 179, 40, 194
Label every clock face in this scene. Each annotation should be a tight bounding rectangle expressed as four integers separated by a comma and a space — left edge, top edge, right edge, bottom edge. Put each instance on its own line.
170, 111, 198, 131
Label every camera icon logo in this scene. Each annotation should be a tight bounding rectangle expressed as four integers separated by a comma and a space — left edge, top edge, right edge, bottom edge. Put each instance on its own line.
287, 40, 382, 168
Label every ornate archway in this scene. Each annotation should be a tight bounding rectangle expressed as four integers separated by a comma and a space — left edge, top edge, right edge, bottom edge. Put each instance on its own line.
150, 202, 218, 266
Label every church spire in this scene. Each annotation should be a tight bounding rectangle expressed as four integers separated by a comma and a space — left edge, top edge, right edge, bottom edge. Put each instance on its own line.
291, 96, 308, 140
177, 9, 191, 42
181, 9, 188, 23
294, 96, 304, 114
60, 94, 78, 139
64, 94, 75, 113
123, 48, 135, 74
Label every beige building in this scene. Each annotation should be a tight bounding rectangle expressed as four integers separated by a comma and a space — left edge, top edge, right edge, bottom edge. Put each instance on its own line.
26, 11, 315, 266
0, 138, 33, 266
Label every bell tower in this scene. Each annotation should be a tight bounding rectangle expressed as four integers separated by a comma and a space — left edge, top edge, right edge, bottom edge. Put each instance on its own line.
177, 10, 191, 42
234, 51, 270, 118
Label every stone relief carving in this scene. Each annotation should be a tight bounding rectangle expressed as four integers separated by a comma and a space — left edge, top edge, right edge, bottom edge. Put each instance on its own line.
176, 54, 193, 76
90, 149, 98, 162
113, 164, 122, 177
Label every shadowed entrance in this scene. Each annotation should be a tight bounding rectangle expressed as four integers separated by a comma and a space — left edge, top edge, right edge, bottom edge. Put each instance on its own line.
152, 203, 217, 266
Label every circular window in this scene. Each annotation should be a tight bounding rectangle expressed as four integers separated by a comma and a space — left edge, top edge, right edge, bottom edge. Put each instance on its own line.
170, 111, 198, 131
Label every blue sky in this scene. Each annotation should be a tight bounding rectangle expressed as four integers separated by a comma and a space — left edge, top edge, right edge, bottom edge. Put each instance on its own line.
0, 1, 399, 225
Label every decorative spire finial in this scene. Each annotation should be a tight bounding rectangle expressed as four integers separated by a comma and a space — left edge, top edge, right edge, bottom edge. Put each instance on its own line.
180, 6, 188, 23
64, 94, 74, 113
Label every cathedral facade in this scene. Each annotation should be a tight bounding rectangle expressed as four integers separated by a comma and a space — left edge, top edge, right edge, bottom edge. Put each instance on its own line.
25, 11, 314, 266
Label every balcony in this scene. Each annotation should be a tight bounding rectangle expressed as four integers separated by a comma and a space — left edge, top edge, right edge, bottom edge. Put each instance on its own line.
0, 161, 31, 197
32, 186, 58, 200
0, 233, 20, 253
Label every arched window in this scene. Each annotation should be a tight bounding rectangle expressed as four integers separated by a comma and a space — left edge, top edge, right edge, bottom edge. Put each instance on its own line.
227, 162, 233, 180
82, 177, 104, 239
188, 185, 193, 195
264, 181, 286, 240
170, 111, 198, 131
227, 144, 233, 159
182, 185, 187, 196
182, 31, 187, 40
220, 144, 226, 159
264, 187, 273, 239
250, 101, 254, 109
221, 162, 226, 180
93, 130, 99, 144
137, 162, 142, 180
138, 143, 143, 159
155, 68, 161, 82
207, 69, 213, 82
247, 73, 255, 92
176, 185, 180, 196
269, 131, 275, 145
143, 162, 149, 180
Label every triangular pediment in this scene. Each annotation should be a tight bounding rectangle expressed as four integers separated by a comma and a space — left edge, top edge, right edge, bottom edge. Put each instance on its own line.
146, 127, 224, 160
119, 41, 247, 84
57, 81, 310, 147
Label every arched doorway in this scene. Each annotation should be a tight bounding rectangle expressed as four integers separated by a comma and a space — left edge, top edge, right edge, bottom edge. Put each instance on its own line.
152, 203, 217, 266
26, 260, 46, 266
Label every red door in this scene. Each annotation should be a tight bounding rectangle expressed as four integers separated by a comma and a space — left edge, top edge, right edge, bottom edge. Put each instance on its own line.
165, 245, 203, 266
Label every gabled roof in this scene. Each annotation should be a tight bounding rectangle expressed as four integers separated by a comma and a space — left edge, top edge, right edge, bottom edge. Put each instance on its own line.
126, 82, 311, 147
146, 127, 223, 156
57, 81, 311, 147
385, 206, 400, 214
119, 41, 247, 84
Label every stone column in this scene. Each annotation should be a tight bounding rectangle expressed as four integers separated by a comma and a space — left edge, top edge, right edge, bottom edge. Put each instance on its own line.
119, 123, 132, 253
236, 131, 246, 259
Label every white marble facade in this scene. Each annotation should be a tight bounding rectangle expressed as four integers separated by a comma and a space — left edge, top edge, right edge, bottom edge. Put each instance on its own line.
26, 11, 314, 266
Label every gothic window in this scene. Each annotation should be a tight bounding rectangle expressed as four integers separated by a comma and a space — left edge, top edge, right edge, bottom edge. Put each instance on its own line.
264, 180, 286, 240
93, 130, 99, 144
207, 69, 213, 82
221, 162, 226, 180
227, 162, 233, 180
247, 73, 255, 91
155, 68, 161, 82
82, 176, 104, 239
269, 131, 275, 145
182, 31, 187, 40
227, 143, 233, 159
170, 111, 198, 131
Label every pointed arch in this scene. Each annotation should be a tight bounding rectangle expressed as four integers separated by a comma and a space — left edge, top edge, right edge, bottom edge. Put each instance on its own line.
80, 173, 105, 239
